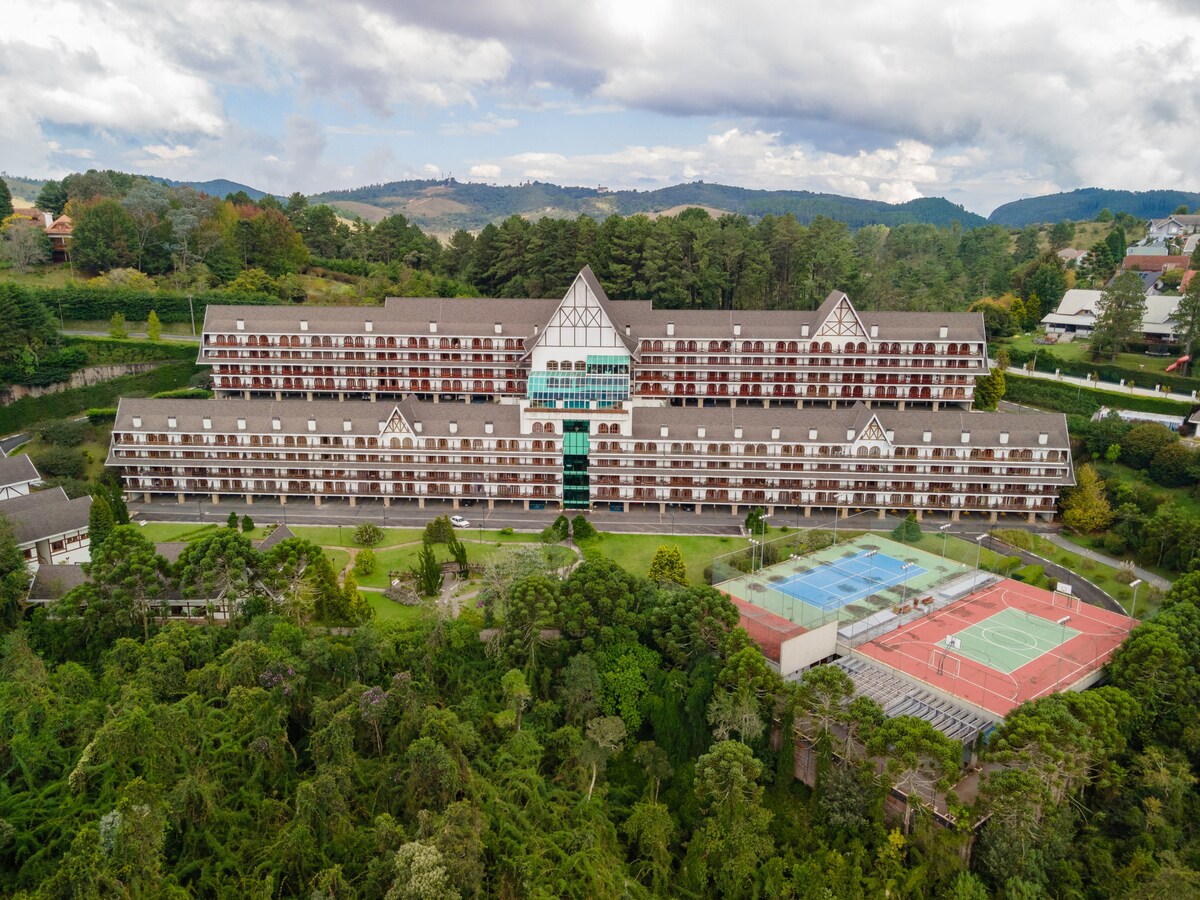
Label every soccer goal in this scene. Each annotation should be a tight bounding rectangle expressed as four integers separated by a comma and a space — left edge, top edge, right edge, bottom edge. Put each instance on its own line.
1052, 590, 1077, 611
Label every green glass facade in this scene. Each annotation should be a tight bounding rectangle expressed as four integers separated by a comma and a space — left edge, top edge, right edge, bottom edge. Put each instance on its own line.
563, 420, 590, 509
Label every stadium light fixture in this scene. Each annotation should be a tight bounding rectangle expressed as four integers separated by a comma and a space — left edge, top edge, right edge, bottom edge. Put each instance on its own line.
1129, 579, 1144, 619
939, 523, 952, 563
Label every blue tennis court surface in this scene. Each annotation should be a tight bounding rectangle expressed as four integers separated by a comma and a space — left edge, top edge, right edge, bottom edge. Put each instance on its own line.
772, 551, 927, 610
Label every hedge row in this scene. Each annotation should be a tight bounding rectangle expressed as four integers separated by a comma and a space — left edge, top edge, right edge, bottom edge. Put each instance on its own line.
20, 284, 287, 325
0, 362, 202, 435
1002, 344, 1200, 396
3, 336, 195, 388
1004, 374, 1195, 417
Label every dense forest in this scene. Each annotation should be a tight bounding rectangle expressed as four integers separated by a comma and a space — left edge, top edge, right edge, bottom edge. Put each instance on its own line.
7, 168, 1155, 320
989, 188, 1200, 228
2, 515, 1200, 897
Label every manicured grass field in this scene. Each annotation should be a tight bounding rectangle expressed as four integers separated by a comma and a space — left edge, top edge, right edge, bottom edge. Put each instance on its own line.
365, 593, 430, 625
1000, 333, 1183, 377
135, 522, 273, 543
291, 526, 424, 548
579, 532, 745, 583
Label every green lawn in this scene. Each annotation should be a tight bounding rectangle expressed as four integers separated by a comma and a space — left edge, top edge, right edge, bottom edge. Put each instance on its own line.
1000, 333, 1181, 376
356, 539, 539, 589
0, 263, 76, 288
325, 548, 351, 574
580, 532, 745, 583
291, 526, 424, 548
13, 424, 113, 482
135, 522, 273, 543
64, 319, 199, 338
365, 593, 431, 625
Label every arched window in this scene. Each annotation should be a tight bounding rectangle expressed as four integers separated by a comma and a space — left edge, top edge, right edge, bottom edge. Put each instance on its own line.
532, 422, 544, 433
544, 422, 555, 434
547, 361, 558, 370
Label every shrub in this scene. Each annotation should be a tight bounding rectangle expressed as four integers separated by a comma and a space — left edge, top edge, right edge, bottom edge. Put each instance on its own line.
86, 407, 118, 425
241, 514, 254, 533
1148, 443, 1199, 488
227, 511, 239, 529
1012, 564, 1046, 585
571, 515, 598, 542
354, 522, 384, 546
355, 548, 377, 576
423, 515, 454, 545
32, 447, 86, 479
36, 419, 88, 447
499, 527, 514, 536
891, 512, 922, 543
540, 515, 570, 544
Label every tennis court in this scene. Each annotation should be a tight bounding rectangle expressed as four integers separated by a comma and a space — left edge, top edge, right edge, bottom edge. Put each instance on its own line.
772, 550, 927, 611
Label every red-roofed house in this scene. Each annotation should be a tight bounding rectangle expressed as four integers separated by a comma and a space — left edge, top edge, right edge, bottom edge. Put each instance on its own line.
45, 215, 72, 262
1122, 254, 1189, 273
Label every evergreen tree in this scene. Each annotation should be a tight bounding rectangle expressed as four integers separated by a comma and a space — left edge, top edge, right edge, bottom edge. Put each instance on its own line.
88, 494, 115, 555
108, 312, 128, 339
0, 178, 12, 220
1091, 271, 1147, 360
891, 512, 922, 543
146, 310, 161, 341
1061, 464, 1113, 532
241, 514, 254, 533
226, 510, 239, 529
412, 542, 444, 597
647, 545, 688, 585
974, 366, 1006, 410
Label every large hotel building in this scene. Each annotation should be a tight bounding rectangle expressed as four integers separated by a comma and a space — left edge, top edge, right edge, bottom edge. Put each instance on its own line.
108, 268, 1073, 521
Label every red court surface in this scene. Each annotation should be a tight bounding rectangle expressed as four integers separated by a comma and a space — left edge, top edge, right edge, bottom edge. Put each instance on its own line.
730, 596, 807, 663
853, 579, 1136, 718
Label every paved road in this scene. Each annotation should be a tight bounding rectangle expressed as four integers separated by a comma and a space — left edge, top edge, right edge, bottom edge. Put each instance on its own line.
1041, 532, 1171, 591
0, 433, 30, 455
1006, 365, 1197, 405
62, 327, 200, 343
127, 495, 1060, 540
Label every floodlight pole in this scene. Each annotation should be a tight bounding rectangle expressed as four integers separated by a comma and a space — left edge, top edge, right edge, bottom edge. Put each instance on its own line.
901, 561, 915, 607
1056, 615, 1072, 686
789, 553, 799, 621
832, 493, 842, 546
974, 533, 986, 572
1129, 579, 1144, 619
939, 523, 952, 563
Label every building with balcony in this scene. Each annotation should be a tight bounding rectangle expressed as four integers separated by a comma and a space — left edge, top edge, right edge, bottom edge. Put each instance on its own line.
113, 267, 1070, 521
108, 396, 1071, 522
199, 267, 989, 410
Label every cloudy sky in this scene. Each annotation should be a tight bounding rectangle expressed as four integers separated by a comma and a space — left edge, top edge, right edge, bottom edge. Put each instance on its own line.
4, 1, 1200, 214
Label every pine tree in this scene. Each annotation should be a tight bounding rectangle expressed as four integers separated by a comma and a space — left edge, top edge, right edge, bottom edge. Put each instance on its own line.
146, 310, 161, 341
241, 514, 254, 533
412, 542, 444, 596
88, 494, 115, 555
1061, 464, 1113, 532
974, 367, 1006, 410
647, 545, 688, 585
227, 510, 239, 529
108, 312, 128, 339
0, 179, 13, 220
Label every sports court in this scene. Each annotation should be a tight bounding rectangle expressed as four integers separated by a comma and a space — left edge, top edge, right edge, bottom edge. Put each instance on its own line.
855, 579, 1136, 718
770, 549, 928, 611
715, 534, 962, 632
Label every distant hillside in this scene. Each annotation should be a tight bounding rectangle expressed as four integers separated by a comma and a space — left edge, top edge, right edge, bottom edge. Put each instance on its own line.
156, 177, 270, 201
311, 179, 988, 232
2, 175, 48, 204
989, 187, 1200, 227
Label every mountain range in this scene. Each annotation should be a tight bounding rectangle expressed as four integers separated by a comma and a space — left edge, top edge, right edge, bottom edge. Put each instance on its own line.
310, 179, 988, 233
5, 172, 1197, 233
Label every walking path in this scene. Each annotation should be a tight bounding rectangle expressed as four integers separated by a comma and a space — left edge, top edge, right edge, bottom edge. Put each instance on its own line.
1041, 533, 1171, 592
1006, 366, 1198, 405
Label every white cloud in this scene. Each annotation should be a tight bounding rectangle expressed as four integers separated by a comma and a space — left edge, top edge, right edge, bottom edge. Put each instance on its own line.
140, 144, 198, 161
440, 114, 520, 136
7, 1, 1200, 211
469, 163, 502, 178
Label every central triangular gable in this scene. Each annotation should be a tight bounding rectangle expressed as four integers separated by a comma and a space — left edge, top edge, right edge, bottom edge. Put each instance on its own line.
531, 268, 628, 353
853, 413, 892, 447
379, 405, 412, 436
814, 294, 868, 339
